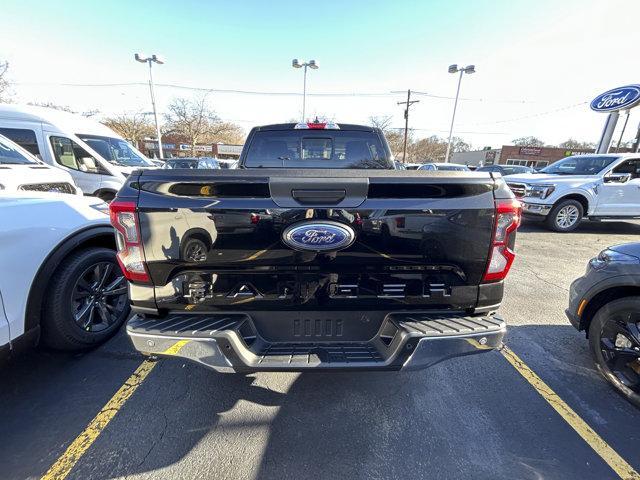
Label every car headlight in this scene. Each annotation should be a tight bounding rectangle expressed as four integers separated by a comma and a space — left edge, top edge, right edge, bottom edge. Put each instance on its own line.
525, 184, 556, 199
589, 248, 640, 270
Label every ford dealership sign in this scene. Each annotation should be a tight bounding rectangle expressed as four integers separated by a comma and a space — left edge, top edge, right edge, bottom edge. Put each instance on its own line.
590, 85, 640, 112
283, 221, 355, 252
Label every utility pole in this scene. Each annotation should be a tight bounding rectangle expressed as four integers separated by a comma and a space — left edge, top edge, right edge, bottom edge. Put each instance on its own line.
397, 89, 419, 162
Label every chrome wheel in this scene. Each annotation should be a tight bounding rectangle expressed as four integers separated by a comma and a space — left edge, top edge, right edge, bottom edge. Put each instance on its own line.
556, 205, 580, 229
72, 261, 127, 332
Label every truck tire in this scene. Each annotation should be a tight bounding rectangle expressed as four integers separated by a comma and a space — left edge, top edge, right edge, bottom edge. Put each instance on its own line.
588, 297, 640, 408
545, 199, 583, 232
41, 247, 130, 351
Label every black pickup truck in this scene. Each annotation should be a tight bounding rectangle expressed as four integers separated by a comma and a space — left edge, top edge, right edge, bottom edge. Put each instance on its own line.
111, 122, 521, 372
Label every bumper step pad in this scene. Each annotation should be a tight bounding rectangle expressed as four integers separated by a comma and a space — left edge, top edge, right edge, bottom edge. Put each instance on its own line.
127, 312, 505, 372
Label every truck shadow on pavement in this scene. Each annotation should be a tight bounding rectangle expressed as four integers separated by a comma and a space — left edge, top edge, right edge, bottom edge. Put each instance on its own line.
2, 325, 639, 480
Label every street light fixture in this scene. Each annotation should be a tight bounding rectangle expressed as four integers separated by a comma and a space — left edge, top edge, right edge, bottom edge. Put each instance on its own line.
134, 53, 164, 159
292, 59, 318, 122
444, 64, 475, 163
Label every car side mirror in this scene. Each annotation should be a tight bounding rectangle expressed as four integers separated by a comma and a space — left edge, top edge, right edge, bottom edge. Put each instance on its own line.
604, 172, 632, 183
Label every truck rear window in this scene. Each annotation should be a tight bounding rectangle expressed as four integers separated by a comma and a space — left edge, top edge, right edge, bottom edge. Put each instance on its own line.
243, 130, 392, 169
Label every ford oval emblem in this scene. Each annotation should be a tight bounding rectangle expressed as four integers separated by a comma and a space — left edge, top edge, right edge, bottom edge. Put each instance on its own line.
282, 221, 356, 252
590, 85, 640, 112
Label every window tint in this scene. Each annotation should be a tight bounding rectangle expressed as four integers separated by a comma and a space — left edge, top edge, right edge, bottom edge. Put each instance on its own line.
50, 136, 103, 174
0, 128, 40, 156
244, 130, 392, 169
612, 159, 640, 179
0, 136, 39, 164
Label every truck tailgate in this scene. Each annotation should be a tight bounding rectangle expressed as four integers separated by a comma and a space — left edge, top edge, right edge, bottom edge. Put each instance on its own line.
128, 169, 503, 314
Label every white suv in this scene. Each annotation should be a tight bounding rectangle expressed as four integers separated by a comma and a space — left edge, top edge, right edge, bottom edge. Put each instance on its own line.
0, 193, 128, 356
504, 154, 640, 232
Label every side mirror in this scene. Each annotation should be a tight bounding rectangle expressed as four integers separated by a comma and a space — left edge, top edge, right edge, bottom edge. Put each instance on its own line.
604, 172, 632, 183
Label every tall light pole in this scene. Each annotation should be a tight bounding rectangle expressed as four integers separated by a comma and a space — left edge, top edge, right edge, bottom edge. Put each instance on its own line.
292, 59, 318, 122
135, 53, 164, 159
444, 64, 475, 163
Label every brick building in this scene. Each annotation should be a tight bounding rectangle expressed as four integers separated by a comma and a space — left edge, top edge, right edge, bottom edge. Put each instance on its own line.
139, 135, 243, 159
493, 146, 594, 168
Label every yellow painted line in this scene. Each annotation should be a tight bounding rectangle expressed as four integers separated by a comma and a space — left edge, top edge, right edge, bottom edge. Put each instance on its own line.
41, 359, 156, 480
501, 346, 640, 480
161, 339, 190, 355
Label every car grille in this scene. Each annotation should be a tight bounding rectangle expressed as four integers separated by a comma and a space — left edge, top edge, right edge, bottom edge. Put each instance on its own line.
18, 182, 77, 195
506, 183, 526, 198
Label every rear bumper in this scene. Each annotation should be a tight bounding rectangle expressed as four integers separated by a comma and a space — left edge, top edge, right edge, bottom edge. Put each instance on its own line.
126, 311, 506, 372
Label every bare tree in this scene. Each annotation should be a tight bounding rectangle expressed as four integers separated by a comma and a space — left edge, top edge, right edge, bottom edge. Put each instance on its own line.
384, 129, 408, 159
451, 136, 471, 153
213, 122, 245, 145
558, 138, 596, 150
164, 95, 238, 155
411, 135, 448, 162
102, 112, 156, 144
0, 61, 10, 103
512, 136, 545, 147
369, 115, 393, 133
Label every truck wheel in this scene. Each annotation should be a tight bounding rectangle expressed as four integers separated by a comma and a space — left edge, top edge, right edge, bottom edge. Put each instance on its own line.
41, 248, 130, 351
588, 297, 640, 408
545, 199, 583, 232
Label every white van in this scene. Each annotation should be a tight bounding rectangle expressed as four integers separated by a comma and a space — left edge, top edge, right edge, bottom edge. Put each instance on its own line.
0, 133, 81, 195
0, 104, 155, 201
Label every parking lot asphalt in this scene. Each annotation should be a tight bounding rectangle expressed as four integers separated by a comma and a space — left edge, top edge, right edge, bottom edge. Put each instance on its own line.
2, 220, 640, 480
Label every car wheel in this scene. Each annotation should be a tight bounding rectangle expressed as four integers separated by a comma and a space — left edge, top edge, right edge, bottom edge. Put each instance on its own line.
41, 247, 130, 351
181, 237, 208, 262
545, 199, 583, 232
588, 297, 640, 408
97, 191, 115, 203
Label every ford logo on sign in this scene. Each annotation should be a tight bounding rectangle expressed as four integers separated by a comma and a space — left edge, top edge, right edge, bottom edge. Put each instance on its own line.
590, 85, 640, 112
282, 221, 356, 252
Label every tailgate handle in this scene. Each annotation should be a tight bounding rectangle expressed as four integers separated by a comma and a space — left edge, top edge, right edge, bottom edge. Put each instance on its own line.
291, 189, 346, 204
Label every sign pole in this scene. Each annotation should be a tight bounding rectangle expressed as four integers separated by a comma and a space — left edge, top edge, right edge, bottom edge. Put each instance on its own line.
596, 111, 619, 154
633, 122, 640, 153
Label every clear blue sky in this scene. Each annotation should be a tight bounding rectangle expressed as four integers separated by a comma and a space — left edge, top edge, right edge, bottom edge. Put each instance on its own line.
3, 0, 640, 147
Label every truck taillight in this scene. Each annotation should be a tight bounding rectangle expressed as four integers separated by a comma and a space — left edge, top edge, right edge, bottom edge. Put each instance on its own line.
395, 216, 405, 228
483, 199, 521, 283
109, 200, 150, 283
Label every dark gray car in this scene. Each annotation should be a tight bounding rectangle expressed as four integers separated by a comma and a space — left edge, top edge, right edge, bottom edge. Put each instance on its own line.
567, 243, 640, 407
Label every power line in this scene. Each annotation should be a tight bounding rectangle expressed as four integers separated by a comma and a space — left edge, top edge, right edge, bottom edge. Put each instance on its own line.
15, 81, 582, 104
388, 127, 508, 135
